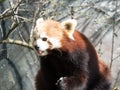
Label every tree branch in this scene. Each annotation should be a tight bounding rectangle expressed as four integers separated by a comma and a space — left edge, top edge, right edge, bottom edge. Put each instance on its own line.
0, 0, 23, 19
113, 54, 120, 61
5, 21, 21, 39
0, 38, 33, 49
113, 70, 120, 89
109, 0, 118, 69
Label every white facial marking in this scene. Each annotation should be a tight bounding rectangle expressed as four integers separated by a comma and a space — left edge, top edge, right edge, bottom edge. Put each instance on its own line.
40, 32, 48, 38
33, 31, 62, 56
49, 38, 61, 49
36, 38, 49, 51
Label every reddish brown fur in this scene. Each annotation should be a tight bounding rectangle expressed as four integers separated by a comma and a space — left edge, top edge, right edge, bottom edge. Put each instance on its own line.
61, 30, 86, 52
34, 20, 111, 90
98, 59, 111, 80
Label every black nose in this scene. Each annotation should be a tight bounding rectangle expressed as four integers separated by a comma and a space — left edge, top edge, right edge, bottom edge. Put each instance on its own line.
34, 45, 39, 50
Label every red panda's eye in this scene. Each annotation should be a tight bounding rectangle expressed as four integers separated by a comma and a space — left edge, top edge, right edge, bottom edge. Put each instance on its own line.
34, 37, 36, 41
42, 37, 48, 41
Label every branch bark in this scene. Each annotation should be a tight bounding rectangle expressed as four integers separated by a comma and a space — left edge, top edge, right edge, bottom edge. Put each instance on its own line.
0, 38, 33, 49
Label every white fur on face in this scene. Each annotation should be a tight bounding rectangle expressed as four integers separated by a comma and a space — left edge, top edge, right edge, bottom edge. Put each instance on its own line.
34, 38, 49, 56
34, 32, 62, 56
35, 38, 49, 51
49, 38, 61, 49
35, 32, 49, 51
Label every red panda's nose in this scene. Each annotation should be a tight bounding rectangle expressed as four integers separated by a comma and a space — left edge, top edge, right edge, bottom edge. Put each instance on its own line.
34, 45, 39, 50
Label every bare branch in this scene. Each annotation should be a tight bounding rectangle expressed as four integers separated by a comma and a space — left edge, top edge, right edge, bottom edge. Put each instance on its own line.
109, 0, 118, 69
109, 17, 115, 69
13, 0, 23, 11
0, 0, 23, 19
0, 9, 15, 19
113, 54, 120, 61
0, 38, 33, 49
5, 21, 20, 39
5, 18, 31, 39
113, 70, 120, 89
17, 16, 32, 22
18, 30, 25, 42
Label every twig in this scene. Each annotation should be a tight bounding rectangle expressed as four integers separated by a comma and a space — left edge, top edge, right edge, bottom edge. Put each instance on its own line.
113, 54, 120, 61
18, 31, 25, 42
109, 17, 115, 69
97, 41, 103, 56
0, 9, 15, 19
17, 16, 32, 22
0, 0, 23, 19
0, 38, 33, 49
109, 0, 118, 69
113, 70, 120, 89
5, 21, 23, 39
13, 0, 23, 11
70, 6, 74, 19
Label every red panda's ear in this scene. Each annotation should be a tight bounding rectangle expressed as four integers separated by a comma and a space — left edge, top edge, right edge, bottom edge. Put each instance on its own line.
36, 18, 44, 26
30, 18, 44, 44
61, 19, 77, 40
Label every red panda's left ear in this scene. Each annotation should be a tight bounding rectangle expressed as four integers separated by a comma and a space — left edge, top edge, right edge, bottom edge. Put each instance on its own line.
36, 18, 44, 26
61, 19, 77, 40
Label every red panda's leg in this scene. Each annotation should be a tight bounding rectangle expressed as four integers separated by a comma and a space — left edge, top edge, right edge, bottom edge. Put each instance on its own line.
55, 50, 89, 90
56, 73, 88, 90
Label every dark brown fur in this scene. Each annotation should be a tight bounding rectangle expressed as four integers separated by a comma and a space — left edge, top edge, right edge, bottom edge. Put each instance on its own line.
35, 30, 111, 90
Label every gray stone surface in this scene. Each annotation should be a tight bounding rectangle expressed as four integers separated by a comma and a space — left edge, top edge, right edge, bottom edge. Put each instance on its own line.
0, 59, 20, 90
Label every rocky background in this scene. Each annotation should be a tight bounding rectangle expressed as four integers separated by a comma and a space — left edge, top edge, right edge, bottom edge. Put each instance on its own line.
0, 0, 120, 90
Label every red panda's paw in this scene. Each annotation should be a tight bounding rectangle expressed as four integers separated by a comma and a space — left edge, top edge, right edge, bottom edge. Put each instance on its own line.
56, 77, 67, 85
56, 77, 69, 90
56, 76, 87, 90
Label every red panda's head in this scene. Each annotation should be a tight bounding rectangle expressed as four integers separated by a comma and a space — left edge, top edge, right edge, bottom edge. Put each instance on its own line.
31, 18, 77, 56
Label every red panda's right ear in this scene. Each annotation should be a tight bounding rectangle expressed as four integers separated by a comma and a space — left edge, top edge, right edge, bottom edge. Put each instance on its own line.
36, 18, 44, 26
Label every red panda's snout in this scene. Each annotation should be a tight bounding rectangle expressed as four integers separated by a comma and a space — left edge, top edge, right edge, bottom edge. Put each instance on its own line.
34, 45, 45, 55
33, 36, 62, 56
33, 38, 50, 56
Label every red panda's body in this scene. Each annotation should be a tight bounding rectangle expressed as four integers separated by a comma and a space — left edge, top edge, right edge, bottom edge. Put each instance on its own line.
31, 18, 111, 90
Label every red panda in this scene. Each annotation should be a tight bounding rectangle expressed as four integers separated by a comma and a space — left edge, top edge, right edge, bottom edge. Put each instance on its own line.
31, 18, 111, 90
